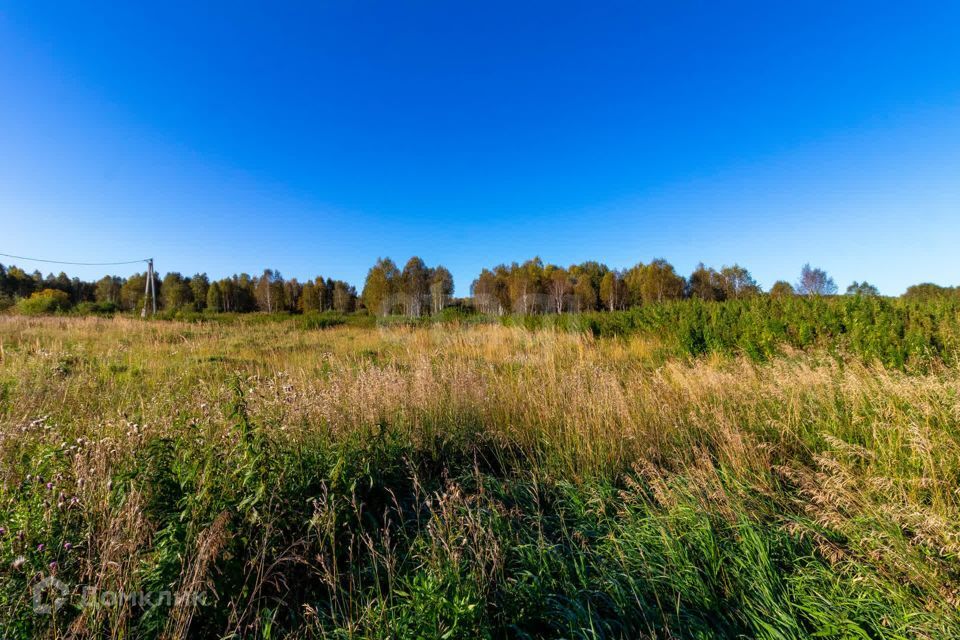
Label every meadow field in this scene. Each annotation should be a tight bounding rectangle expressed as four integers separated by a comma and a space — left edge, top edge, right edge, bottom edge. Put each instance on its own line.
2, 305, 960, 639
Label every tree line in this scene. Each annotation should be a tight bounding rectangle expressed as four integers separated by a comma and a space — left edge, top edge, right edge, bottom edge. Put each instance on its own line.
469, 259, 887, 314
1, 256, 956, 316
0, 264, 356, 315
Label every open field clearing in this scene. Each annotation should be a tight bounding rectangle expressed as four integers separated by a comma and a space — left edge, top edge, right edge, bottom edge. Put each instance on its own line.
2, 314, 960, 638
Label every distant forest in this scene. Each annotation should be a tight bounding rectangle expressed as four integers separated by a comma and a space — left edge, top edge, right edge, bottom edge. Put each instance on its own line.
0, 256, 956, 316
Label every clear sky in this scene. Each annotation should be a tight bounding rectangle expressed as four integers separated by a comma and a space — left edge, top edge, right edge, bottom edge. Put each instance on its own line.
1, 2, 958, 295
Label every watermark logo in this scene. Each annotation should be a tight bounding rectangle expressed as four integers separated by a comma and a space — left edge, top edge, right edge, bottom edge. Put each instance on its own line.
32, 576, 69, 615
31, 578, 206, 616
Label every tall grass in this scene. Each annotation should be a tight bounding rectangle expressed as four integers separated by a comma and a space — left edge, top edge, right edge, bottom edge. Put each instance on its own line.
0, 313, 959, 638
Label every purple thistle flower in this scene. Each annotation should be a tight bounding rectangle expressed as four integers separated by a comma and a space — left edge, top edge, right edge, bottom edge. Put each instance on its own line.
36, 543, 45, 552
63, 542, 73, 551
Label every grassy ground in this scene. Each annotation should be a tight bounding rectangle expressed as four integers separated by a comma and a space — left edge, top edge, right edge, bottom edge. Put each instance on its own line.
1, 314, 959, 638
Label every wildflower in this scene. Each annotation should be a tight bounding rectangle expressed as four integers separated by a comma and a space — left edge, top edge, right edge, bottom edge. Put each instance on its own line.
0, 527, 5, 536
11, 556, 26, 570
64, 542, 73, 551
46, 482, 54, 491
49, 561, 58, 572
37, 543, 45, 552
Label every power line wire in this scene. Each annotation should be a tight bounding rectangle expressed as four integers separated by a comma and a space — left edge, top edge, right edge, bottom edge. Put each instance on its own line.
0, 252, 150, 267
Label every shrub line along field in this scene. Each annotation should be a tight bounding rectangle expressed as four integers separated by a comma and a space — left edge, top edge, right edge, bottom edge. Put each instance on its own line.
1, 298, 960, 638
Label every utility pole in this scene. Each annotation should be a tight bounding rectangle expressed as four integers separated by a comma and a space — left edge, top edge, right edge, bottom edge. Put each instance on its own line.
141, 258, 156, 318
150, 258, 157, 315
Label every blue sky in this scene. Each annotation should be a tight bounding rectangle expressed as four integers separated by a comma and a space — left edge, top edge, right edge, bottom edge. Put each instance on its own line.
1, 2, 958, 295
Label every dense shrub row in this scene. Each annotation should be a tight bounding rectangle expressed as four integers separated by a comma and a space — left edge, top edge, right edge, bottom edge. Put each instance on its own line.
504, 296, 960, 367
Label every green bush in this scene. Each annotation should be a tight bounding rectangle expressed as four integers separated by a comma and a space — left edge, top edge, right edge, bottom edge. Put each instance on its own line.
16, 289, 71, 315
155, 307, 205, 322
74, 301, 118, 315
437, 304, 480, 322
295, 311, 346, 330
